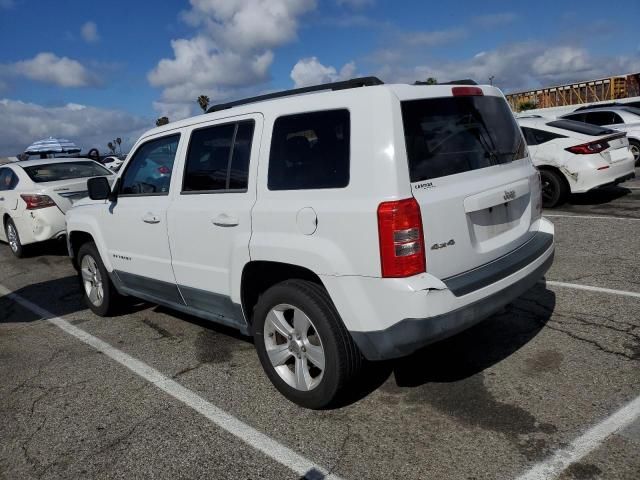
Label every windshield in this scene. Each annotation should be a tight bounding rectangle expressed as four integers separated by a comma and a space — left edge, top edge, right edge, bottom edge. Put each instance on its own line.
402, 95, 526, 182
22, 161, 112, 183
622, 106, 640, 117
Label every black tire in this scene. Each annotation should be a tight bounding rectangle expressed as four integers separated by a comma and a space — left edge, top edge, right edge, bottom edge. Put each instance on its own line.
629, 139, 640, 167
540, 169, 568, 208
5, 217, 25, 258
253, 280, 362, 409
77, 242, 122, 316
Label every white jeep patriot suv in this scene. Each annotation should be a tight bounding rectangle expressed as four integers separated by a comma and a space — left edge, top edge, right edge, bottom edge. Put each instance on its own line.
66, 78, 554, 409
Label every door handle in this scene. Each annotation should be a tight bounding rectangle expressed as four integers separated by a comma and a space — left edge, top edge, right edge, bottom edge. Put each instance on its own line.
212, 213, 239, 227
142, 212, 161, 224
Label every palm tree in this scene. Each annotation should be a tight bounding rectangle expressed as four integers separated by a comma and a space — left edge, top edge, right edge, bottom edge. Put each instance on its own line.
156, 116, 170, 127
197, 95, 210, 113
107, 142, 115, 154
116, 137, 122, 154
424, 77, 438, 85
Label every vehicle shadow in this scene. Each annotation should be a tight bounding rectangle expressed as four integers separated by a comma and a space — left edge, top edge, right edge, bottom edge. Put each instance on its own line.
0, 237, 69, 258
337, 283, 556, 407
0, 275, 87, 323
566, 185, 631, 206
0, 274, 147, 323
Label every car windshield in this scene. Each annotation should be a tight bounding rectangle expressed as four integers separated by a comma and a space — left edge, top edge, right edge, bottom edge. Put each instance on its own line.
622, 106, 640, 117
545, 120, 616, 136
22, 161, 112, 183
402, 95, 526, 182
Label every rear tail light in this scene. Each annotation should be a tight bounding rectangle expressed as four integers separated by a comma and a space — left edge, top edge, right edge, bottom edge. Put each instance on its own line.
565, 140, 609, 155
452, 86, 483, 96
20, 194, 56, 210
377, 198, 426, 278
158, 165, 171, 174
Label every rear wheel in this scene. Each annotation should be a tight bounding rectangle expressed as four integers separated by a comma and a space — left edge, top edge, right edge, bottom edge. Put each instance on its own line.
253, 280, 362, 409
77, 242, 122, 316
540, 169, 568, 208
5, 218, 25, 258
629, 139, 640, 166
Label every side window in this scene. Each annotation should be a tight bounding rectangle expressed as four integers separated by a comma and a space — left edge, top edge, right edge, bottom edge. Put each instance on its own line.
0, 168, 18, 191
268, 109, 350, 190
564, 113, 585, 123
609, 112, 624, 124
521, 127, 538, 146
529, 128, 566, 145
585, 111, 614, 126
120, 134, 180, 196
182, 120, 254, 193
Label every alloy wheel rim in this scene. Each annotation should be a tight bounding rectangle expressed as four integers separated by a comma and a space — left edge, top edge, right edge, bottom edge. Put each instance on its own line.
81, 255, 104, 307
263, 303, 325, 392
630, 144, 640, 162
541, 179, 554, 202
6, 224, 18, 252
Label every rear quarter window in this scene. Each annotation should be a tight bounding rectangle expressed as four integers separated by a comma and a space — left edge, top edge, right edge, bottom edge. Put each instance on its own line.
268, 109, 350, 190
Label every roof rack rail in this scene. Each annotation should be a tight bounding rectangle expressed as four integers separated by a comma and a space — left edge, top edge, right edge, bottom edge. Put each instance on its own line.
414, 79, 478, 86
206, 76, 384, 113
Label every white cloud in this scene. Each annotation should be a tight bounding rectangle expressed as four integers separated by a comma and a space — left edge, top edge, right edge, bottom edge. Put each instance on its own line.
149, 0, 316, 119
9, 53, 97, 87
81, 21, 99, 43
0, 99, 150, 156
372, 42, 640, 92
336, 0, 374, 8
290, 57, 356, 87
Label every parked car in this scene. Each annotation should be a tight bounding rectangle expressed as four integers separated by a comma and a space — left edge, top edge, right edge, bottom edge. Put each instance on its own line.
572, 100, 640, 111
66, 78, 555, 408
517, 116, 635, 207
0, 158, 115, 257
102, 155, 125, 172
560, 106, 640, 165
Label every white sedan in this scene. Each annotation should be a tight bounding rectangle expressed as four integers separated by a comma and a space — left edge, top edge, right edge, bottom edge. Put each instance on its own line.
517, 116, 636, 207
0, 158, 114, 257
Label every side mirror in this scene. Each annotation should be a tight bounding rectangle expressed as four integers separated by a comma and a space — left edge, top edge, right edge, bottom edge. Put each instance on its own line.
87, 177, 111, 200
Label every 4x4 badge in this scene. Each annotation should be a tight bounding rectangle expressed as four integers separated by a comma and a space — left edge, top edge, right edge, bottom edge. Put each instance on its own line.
503, 190, 516, 201
431, 239, 456, 250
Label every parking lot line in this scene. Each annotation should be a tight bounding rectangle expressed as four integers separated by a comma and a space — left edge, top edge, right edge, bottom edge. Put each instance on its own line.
515, 394, 640, 480
543, 280, 640, 299
0, 284, 343, 480
544, 214, 640, 221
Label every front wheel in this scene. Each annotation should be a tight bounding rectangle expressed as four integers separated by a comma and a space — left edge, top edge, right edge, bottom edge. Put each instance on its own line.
540, 169, 569, 208
253, 280, 362, 409
77, 242, 122, 316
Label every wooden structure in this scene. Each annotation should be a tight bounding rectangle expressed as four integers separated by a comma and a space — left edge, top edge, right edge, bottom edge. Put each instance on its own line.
506, 73, 640, 111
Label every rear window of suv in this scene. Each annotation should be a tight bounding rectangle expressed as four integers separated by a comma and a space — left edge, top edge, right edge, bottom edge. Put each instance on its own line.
402, 96, 525, 182
22, 161, 112, 183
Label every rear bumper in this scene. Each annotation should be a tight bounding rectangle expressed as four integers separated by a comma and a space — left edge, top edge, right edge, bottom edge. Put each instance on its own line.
570, 157, 636, 193
11, 207, 66, 245
322, 218, 555, 361
351, 251, 553, 360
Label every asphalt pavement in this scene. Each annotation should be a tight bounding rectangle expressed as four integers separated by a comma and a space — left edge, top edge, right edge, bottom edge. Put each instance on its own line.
1, 178, 639, 480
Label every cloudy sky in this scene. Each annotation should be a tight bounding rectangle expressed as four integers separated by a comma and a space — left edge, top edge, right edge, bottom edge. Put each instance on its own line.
1, 0, 639, 155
